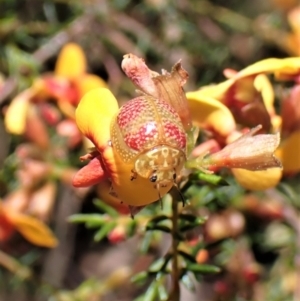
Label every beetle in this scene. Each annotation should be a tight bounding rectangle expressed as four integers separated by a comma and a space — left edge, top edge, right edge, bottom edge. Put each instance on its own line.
73, 54, 191, 210
110, 94, 187, 198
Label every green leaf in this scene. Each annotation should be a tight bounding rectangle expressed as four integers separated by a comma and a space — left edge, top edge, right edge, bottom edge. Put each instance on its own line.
178, 250, 196, 263
148, 254, 172, 273
133, 296, 146, 301
146, 224, 171, 233
148, 258, 167, 273
180, 273, 195, 291
5, 44, 39, 89
94, 222, 116, 242
180, 214, 207, 224
157, 283, 168, 300
93, 199, 119, 217
277, 183, 300, 209
187, 263, 221, 274
146, 224, 184, 240
144, 281, 159, 301
179, 213, 198, 222
148, 214, 170, 225
140, 231, 154, 254
68, 214, 106, 226
193, 172, 228, 186
160, 254, 172, 272
131, 271, 149, 285
127, 220, 137, 237
179, 222, 202, 232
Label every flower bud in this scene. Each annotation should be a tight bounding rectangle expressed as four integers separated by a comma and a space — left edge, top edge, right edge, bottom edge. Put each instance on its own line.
196, 249, 209, 264
17, 159, 51, 189
0, 207, 15, 242
121, 53, 159, 97
108, 225, 127, 244
56, 119, 82, 148
242, 263, 261, 284
199, 125, 282, 171
28, 182, 56, 222
39, 103, 61, 126
25, 106, 49, 149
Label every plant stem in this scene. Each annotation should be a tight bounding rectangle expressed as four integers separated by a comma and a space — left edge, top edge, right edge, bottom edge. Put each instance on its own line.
169, 195, 180, 301
0, 250, 32, 279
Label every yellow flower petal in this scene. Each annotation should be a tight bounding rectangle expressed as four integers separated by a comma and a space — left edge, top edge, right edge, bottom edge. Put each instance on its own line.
4, 88, 33, 135
76, 74, 108, 98
232, 167, 282, 190
186, 92, 236, 136
55, 43, 87, 79
275, 130, 300, 173
103, 146, 172, 206
191, 57, 300, 106
6, 210, 58, 248
192, 79, 234, 101
235, 57, 300, 79
253, 74, 275, 115
96, 180, 130, 214
57, 98, 76, 119
83, 136, 95, 150
25, 106, 50, 149
75, 88, 119, 151
271, 115, 282, 132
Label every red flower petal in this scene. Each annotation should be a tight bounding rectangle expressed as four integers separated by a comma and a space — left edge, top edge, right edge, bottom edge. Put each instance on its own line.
72, 155, 108, 187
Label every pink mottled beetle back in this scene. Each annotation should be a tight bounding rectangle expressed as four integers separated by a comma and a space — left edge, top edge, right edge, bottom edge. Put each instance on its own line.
111, 95, 187, 189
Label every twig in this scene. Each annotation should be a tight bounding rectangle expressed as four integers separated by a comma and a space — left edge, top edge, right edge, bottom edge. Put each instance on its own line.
32, 14, 94, 63
0, 249, 32, 280
0, 77, 18, 106
111, 12, 176, 67
0, 14, 94, 106
169, 194, 180, 301
191, 0, 293, 55
40, 184, 82, 289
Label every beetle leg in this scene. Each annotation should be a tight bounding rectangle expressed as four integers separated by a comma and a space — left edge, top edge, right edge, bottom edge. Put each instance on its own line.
159, 194, 163, 210
130, 169, 138, 181
173, 169, 177, 183
109, 185, 118, 198
178, 188, 186, 207
128, 205, 145, 219
129, 206, 135, 219
173, 183, 186, 207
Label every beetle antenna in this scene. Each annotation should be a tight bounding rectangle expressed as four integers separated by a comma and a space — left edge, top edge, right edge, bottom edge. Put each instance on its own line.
173, 171, 186, 207
157, 187, 163, 209
173, 183, 186, 207
128, 205, 135, 219
154, 184, 163, 209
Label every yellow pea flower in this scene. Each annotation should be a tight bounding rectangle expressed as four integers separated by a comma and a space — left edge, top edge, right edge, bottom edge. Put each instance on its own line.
72, 88, 171, 207
73, 55, 293, 205
0, 201, 57, 248
186, 92, 236, 137
186, 57, 300, 190
4, 43, 107, 135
